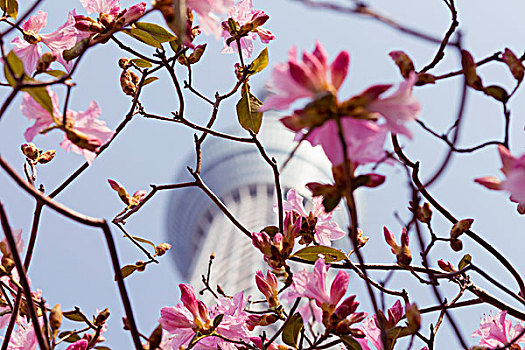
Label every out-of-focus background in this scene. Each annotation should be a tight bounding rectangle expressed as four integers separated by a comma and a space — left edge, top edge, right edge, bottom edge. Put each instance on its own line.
1, 0, 524, 348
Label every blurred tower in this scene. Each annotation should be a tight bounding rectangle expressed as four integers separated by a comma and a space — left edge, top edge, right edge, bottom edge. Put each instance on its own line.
167, 115, 347, 297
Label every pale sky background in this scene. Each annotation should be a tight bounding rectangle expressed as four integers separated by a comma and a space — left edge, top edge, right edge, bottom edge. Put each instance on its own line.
1, 0, 525, 348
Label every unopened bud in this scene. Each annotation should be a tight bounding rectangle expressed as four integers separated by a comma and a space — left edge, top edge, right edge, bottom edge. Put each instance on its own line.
120, 70, 139, 96
210, 253, 216, 260
155, 243, 172, 256
135, 260, 146, 272
122, 317, 131, 330
188, 44, 206, 64
49, 304, 62, 330
356, 229, 369, 248
36, 52, 58, 73
177, 54, 189, 66
450, 219, 473, 240
119, 57, 132, 69
38, 150, 56, 164
250, 12, 269, 28
396, 247, 412, 266
95, 308, 110, 325
21, 143, 39, 160
437, 259, 455, 272
450, 238, 463, 252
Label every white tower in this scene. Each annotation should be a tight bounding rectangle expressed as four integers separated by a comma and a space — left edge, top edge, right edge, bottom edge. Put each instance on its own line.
167, 115, 347, 296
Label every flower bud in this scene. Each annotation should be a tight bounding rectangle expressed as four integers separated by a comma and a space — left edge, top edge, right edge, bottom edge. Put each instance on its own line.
135, 260, 146, 272
95, 308, 110, 325
437, 259, 455, 272
49, 304, 62, 330
155, 243, 172, 256
36, 52, 58, 74
21, 143, 39, 160
118, 58, 132, 69
38, 150, 56, 164
107, 179, 130, 205
450, 238, 463, 252
450, 219, 473, 240
120, 70, 140, 96
250, 11, 269, 27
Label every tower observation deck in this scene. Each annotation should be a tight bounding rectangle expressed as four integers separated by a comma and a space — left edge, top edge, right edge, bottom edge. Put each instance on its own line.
167, 114, 348, 296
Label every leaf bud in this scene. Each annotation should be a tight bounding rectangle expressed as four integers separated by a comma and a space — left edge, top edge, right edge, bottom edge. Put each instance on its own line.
1, 256, 14, 274
49, 304, 62, 330
135, 260, 146, 272
155, 243, 172, 256
21, 143, 39, 160
95, 308, 110, 325
38, 150, 56, 164
118, 57, 132, 69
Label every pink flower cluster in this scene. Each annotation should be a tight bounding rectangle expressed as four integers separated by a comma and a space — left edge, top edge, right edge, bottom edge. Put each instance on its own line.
279, 189, 345, 246
475, 145, 525, 214
159, 284, 251, 350
263, 42, 420, 168
472, 310, 525, 348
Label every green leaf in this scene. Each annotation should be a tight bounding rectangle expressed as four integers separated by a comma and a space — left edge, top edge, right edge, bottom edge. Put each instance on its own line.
42, 70, 67, 78
62, 310, 85, 322
131, 58, 152, 68
483, 85, 509, 102
249, 47, 268, 74
57, 331, 81, 343
282, 313, 303, 348
63, 38, 90, 62
339, 335, 363, 350
292, 246, 348, 263
0, 0, 18, 20
3, 51, 56, 121
116, 264, 138, 280
143, 77, 159, 86
148, 324, 163, 350
458, 254, 472, 270
128, 235, 156, 250
236, 84, 263, 134
212, 314, 224, 328
134, 22, 177, 42
122, 28, 162, 49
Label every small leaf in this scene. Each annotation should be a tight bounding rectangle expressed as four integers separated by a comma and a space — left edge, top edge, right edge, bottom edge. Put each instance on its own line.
458, 254, 472, 270
42, 70, 67, 78
236, 84, 263, 134
502, 48, 524, 82
212, 314, 224, 328
62, 310, 85, 322
57, 331, 81, 343
249, 47, 268, 74
131, 58, 152, 68
134, 22, 177, 42
128, 235, 156, 250
143, 77, 159, 86
461, 50, 483, 90
292, 246, 348, 263
416, 73, 436, 86
389, 51, 415, 79
339, 335, 363, 350
0, 0, 18, 20
483, 85, 509, 102
116, 264, 138, 280
122, 28, 162, 49
282, 313, 303, 348
148, 324, 163, 350
261, 225, 279, 237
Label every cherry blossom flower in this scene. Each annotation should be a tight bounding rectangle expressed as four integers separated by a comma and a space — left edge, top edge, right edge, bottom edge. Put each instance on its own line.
7, 318, 37, 350
263, 42, 350, 111
78, 0, 146, 26
12, 11, 79, 74
187, 0, 234, 38
472, 310, 525, 348
365, 72, 420, 138
278, 189, 345, 246
358, 300, 403, 350
159, 284, 251, 350
21, 88, 114, 164
475, 145, 525, 214
305, 118, 388, 167
221, 0, 274, 58
292, 258, 365, 331
65, 339, 88, 350
80, 0, 122, 15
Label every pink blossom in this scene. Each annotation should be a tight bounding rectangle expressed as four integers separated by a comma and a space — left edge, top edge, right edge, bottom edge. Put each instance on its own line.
12, 11, 79, 74
255, 270, 278, 307
21, 89, 114, 164
358, 300, 403, 350
80, 0, 122, 15
7, 319, 37, 350
187, 0, 234, 38
263, 42, 350, 111
305, 118, 387, 167
383, 226, 412, 266
475, 145, 525, 214
159, 284, 251, 350
366, 72, 420, 138
472, 311, 525, 348
279, 189, 345, 246
65, 339, 88, 350
221, 0, 274, 58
